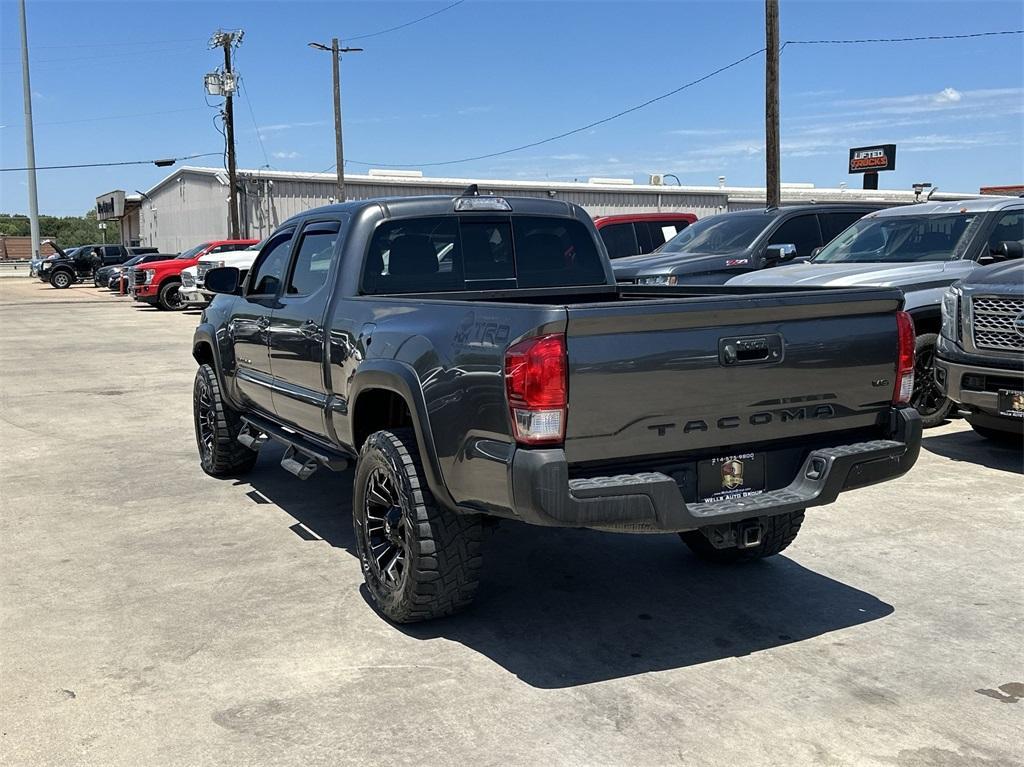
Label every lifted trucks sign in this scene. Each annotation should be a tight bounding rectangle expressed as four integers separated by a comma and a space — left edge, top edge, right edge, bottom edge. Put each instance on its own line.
849, 144, 896, 174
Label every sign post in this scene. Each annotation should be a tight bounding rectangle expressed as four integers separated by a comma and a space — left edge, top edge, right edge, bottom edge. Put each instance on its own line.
848, 144, 896, 190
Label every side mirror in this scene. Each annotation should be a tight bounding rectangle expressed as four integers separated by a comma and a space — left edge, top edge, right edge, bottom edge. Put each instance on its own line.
205, 266, 241, 295
992, 241, 1024, 260
764, 243, 798, 265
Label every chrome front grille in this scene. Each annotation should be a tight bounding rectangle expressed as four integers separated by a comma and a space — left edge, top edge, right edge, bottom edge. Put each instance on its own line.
181, 270, 196, 288
971, 295, 1024, 352
132, 268, 147, 287
196, 263, 212, 281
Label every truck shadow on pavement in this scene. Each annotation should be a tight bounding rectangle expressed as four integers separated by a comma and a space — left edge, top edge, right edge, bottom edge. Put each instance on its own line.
241, 445, 894, 689
921, 429, 1022, 474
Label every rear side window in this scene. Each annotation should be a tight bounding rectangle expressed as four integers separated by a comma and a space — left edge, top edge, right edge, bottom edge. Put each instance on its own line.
599, 223, 639, 259
362, 215, 606, 293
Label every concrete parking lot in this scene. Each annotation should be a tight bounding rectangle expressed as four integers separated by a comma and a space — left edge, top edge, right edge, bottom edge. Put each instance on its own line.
1, 277, 1021, 767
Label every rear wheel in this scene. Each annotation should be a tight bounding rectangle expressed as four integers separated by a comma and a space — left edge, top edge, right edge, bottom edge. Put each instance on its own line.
193, 364, 258, 477
911, 333, 953, 428
353, 428, 483, 623
157, 279, 185, 311
49, 270, 72, 289
680, 511, 805, 563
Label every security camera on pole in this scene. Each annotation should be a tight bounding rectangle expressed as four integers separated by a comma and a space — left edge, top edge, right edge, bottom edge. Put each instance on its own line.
205, 29, 244, 239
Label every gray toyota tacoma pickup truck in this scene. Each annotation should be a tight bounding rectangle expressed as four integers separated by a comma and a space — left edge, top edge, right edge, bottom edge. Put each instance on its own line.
192, 191, 922, 623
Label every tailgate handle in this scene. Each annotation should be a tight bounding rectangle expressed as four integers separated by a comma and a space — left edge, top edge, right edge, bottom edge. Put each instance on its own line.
720, 334, 783, 366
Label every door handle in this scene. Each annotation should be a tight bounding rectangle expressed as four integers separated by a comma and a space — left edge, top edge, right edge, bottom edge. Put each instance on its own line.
256, 316, 270, 329
299, 320, 320, 338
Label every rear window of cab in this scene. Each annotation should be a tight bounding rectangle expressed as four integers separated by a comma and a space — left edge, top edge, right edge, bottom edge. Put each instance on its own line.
361, 215, 606, 294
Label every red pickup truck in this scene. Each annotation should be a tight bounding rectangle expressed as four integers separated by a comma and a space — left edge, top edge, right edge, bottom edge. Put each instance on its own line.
132, 239, 257, 310
593, 212, 697, 259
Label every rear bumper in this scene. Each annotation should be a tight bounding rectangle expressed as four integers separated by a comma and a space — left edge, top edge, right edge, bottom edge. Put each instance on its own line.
509, 407, 921, 532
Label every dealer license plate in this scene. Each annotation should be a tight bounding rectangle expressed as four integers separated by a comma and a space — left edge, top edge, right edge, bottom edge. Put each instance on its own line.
997, 389, 1024, 419
697, 452, 766, 504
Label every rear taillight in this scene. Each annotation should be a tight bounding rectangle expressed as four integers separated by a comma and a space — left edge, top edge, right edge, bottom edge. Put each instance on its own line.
504, 333, 567, 445
894, 311, 915, 405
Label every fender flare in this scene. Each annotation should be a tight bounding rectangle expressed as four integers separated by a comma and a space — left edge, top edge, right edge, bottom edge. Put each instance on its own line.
192, 324, 242, 410
348, 360, 456, 511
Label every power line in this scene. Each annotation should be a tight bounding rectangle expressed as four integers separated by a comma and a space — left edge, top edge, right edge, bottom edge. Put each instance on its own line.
239, 77, 271, 168
0, 152, 222, 173
784, 29, 1023, 45
320, 25, 1024, 172
326, 46, 765, 170
344, 0, 466, 42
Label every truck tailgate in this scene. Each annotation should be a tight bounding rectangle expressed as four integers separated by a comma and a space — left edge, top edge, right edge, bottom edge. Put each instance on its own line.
563, 289, 903, 465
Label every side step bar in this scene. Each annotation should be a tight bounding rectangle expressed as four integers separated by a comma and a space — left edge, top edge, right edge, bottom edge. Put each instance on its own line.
239, 414, 350, 479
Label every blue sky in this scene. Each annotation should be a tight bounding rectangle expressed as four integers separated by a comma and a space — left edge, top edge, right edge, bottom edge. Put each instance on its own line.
1, 0, 1022, 215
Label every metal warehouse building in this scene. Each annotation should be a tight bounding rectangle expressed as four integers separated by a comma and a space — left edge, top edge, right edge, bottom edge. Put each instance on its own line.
131, 166, 981, 252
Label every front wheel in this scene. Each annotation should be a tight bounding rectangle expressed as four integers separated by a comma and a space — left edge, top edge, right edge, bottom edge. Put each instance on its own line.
680, 511, 805, 563
193, 364, 258, 477
157, 280, 185, 310
911, 333, 953, 428
353, 428, 483, 623
49, 270, 72, 289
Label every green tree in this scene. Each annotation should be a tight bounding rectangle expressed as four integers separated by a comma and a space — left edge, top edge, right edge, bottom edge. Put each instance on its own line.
0, 210, 121, 247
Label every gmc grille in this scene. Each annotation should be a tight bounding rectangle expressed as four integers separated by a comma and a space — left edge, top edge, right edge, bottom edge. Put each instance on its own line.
971, 295, 1024, 353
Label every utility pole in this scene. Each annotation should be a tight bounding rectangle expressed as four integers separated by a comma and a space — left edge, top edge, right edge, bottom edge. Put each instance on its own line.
209, 30, 243, 238
309, 39, 363, 202
18, 0, 40, 262
765, 0, 781, 209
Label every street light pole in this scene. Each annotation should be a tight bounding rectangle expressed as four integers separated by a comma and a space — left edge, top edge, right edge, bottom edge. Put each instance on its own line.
18, 0, 40, 262
309, 40, 363, 202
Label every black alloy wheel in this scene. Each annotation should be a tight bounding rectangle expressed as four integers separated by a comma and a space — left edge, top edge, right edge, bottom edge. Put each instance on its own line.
361, 467, 410, 592
910, 334, 953, 428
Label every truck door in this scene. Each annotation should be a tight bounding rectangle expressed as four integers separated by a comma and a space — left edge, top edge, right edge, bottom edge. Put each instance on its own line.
230, 227, 295, 415
268, 217, 346, 436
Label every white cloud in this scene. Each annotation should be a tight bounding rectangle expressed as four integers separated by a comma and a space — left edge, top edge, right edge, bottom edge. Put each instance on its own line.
255, 120, 327, 134
934, 87, 962, 104
457, 106, 494, 115
550, 153, 587, 161
667, 128, 733, 136
272, 150, 300, 159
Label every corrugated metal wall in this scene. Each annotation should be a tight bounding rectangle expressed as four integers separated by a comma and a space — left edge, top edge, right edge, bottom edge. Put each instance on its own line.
141, 172, 233, 253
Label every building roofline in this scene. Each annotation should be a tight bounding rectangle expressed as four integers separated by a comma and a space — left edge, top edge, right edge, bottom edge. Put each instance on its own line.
142, 165, 982, 203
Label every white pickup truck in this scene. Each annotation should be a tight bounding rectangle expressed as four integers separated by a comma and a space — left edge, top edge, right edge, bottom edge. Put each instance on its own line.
180, 239, 265, 306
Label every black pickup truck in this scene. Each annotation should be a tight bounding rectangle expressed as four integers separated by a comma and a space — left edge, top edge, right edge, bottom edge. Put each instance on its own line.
193, 191, 922, 623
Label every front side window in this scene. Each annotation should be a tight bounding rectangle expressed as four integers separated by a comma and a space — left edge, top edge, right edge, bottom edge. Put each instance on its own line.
814, 213, 981, 264
768, 214, 822, 258
177, 243, 211, 260
983, 209, 1024, 254
247, 229, 295, 296
287, 222, 341, 295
